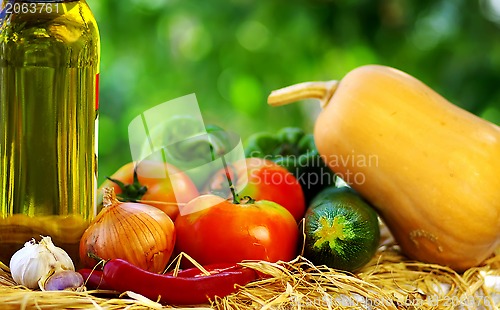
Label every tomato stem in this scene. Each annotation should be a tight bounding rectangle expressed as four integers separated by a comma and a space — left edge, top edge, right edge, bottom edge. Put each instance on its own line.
240, 196, 256, 204
220, 156, 239, 204
106, 168, 148, 202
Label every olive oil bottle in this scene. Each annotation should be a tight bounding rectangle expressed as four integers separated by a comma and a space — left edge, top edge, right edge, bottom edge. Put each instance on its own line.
0, 0, 100, 266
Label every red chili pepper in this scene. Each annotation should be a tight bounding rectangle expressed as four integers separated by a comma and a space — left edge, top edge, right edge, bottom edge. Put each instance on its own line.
79, 263, 248, 291
78, 269, 114, 290
102, 259, 258, 305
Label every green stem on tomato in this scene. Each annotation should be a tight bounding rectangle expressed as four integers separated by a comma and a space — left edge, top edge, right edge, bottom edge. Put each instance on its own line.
220, 155, 239, 204
241, 196, 255, 204
106, 168, 148, 202
209, 135, 254, 206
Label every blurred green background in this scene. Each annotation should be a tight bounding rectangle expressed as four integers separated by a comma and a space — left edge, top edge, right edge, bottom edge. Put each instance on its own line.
87, 0, 500, 184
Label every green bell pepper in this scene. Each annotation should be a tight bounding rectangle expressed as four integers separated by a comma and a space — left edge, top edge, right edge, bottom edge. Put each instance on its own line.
244, 127, 336, 204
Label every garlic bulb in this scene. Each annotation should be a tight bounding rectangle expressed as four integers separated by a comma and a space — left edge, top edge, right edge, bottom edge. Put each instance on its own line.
9, 236, 74, 289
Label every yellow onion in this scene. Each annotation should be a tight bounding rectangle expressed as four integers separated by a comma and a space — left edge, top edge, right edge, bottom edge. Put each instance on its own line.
79, 187, 175, 273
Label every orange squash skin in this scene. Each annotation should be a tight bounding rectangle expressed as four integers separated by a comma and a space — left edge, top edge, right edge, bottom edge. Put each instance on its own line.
268, 64, 500, 271
312, 65, 500, 271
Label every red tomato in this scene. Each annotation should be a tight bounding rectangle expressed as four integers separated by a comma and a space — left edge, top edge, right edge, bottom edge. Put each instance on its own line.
174, 195, 299, 265
206, 158, 306, 222
99, 161, 199, 220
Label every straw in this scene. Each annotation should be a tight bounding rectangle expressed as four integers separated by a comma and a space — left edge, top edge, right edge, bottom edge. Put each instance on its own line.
1, 246, 498, 310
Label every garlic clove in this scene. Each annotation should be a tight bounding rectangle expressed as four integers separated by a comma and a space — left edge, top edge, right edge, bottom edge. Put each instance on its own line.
41, 270, 84, 291
23, 255, 52, 289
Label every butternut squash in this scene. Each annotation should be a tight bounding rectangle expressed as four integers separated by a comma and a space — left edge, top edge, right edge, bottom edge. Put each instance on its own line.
268, 65, 500, 271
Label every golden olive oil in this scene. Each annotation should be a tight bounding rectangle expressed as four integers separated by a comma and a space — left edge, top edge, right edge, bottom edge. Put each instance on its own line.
0, 0, 100, 266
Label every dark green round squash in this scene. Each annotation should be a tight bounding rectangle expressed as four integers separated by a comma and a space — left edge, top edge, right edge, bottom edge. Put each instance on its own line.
303, 186, 380, 272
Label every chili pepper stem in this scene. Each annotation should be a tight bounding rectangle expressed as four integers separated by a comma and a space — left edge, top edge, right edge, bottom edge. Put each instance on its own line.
87, 252, 107, 268
267, 80, 339, 108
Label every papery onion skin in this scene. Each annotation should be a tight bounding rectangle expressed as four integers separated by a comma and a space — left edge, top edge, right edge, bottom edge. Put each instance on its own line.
79, 189, 176, 273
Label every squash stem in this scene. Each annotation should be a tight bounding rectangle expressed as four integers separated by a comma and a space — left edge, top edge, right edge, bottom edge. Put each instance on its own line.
267, 80, 339, 108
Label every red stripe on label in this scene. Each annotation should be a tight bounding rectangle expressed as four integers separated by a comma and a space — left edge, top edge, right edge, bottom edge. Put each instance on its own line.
96, 74, 100, 111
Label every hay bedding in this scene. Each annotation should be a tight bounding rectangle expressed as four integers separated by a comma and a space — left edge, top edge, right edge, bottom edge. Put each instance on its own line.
0, 232, 499, 309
